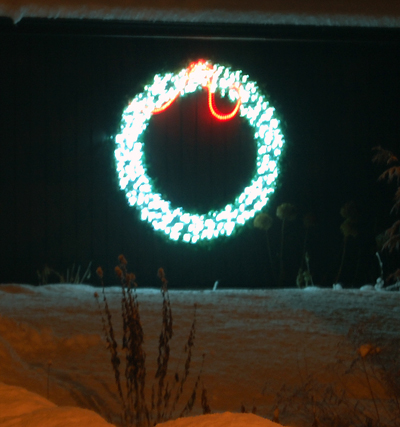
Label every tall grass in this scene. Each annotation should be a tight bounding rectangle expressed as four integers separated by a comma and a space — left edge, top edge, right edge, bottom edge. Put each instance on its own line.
95, 255, 209, 427
37, 262, 92, 285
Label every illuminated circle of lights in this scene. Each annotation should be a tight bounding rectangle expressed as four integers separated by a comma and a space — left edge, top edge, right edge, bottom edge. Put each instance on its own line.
115, 60, 285, 244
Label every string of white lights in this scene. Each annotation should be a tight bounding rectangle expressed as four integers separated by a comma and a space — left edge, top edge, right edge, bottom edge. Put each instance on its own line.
115, 60, 284, 243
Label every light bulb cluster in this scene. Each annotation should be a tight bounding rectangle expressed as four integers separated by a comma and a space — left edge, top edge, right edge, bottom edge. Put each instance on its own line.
115, 60, 285, 243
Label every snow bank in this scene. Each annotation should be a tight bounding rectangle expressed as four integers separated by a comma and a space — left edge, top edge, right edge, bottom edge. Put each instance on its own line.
156, 412, 283, 427
0, 284, 399, 426
0, 382, 115, 426
0, 383, 284, 427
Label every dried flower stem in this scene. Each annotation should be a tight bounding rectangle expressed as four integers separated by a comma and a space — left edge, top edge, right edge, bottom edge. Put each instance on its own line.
96, 257, 208, 426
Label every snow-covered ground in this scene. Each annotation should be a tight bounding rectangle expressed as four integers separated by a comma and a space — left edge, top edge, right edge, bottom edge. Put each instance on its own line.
0, 283, 399, 426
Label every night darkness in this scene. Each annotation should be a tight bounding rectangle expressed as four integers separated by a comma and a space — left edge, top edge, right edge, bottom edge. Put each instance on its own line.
0, 20, 400, 288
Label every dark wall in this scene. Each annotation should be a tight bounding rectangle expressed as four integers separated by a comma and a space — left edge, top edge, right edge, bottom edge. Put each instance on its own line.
1, 19, 400, 288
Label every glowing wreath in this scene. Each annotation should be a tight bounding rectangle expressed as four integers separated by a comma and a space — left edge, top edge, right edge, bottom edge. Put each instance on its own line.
115, 60, 284, 243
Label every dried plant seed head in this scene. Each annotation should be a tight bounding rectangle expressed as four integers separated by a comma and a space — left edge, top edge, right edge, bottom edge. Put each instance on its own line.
372, 146, 398, 165
276, 203, 297, 221
94, 292, 99, 298
127, 272, 136, 282
158, 268, 165, 279
340, 218, 358, 238
253, 212, 273, 231
96, 267, 103, 279
118, 254, 128, 265
115, 266, 123, 278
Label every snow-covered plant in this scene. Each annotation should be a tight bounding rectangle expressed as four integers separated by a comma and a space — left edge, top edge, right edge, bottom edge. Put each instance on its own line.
296, 252, 314, 288
372, 146, 400, 289
95, 256, 209, 427
335, 201, 358, 284
374, 252, 385, 290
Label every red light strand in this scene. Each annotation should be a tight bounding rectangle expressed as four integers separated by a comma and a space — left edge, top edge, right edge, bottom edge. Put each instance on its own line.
151, 60, 241, 121
152, 93, 180, 114
207, 83, 241, 121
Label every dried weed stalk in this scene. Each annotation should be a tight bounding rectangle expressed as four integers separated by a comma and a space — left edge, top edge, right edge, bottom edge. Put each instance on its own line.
95, 256, 209, 427
273, 316, 400, 427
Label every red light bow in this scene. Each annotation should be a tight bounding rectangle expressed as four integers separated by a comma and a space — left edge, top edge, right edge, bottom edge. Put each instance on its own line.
152, 60, 242, 121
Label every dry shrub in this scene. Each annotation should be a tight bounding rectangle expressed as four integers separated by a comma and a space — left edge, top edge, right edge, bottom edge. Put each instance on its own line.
95, 256, 209, 427
273, 316, 400, 427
